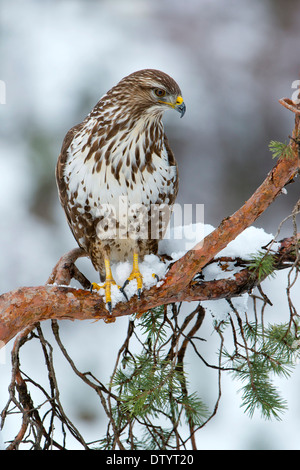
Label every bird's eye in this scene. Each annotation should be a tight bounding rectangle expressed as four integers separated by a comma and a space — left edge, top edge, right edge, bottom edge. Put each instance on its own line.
154, 88, 166, 98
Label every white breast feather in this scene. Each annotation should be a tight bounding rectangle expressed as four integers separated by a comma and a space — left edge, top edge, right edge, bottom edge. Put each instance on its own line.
64, 117, 176, 217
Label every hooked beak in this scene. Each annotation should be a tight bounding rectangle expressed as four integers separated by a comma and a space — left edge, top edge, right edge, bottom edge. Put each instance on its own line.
173, 95, 186, 118
175, 98, 186, 118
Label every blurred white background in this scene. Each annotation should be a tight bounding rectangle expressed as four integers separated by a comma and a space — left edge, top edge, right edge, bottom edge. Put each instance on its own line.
1, 0, 300, 449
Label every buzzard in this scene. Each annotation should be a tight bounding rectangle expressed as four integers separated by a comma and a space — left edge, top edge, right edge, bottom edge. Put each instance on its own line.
56, 69, 185, 319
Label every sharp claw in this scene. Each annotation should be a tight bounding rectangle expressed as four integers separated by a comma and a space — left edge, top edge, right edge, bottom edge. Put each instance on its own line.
120, 280, 130, 300
122, 279, 130, 290
119, 287, 129, 301
121, 279, 142, 300
107, 301, 112, 313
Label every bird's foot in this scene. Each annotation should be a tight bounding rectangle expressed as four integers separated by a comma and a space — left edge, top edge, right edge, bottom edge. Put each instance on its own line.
121, 269, 143, 299
90, 279, 120, 322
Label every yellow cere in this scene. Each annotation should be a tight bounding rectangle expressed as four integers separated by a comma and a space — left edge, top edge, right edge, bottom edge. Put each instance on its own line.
176, 95, 184, 105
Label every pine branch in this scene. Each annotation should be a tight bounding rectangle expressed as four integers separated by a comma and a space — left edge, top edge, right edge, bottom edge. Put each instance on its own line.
0, 234, 298, 345
225, 320, 300, 420
0, 98, 299, 344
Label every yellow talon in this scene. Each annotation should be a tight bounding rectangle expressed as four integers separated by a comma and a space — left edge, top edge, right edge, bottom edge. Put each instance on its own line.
121, 252, 143, 299
90, 256, 119, 319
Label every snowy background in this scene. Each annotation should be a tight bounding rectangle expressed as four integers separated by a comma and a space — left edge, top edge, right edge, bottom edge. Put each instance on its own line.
1, 0, 300, 449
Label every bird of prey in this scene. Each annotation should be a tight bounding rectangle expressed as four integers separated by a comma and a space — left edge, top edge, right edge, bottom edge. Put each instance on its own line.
56, 69, 185, 319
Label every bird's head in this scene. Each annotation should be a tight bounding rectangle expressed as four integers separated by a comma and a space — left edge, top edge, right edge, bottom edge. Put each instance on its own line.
108, 69, 186, 119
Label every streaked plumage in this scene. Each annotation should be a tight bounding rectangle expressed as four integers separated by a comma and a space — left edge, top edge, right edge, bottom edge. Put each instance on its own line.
56, 69, 185, 313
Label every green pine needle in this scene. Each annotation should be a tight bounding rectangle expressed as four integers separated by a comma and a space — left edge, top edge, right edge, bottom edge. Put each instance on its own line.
268, 140, 293, 160
239, 369, 288, 420
225, 320, 300, 420
248, 250, 276, 281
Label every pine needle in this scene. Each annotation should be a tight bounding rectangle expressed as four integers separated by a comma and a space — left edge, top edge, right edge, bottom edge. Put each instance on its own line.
248, 250, 276, 281
268, 140, 294, 160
